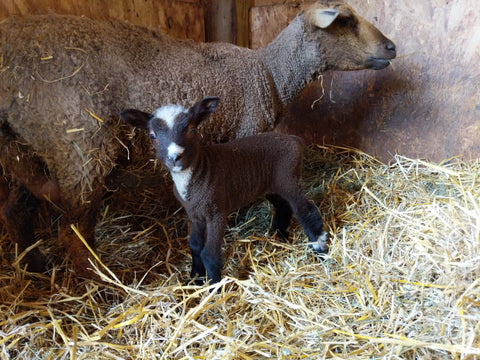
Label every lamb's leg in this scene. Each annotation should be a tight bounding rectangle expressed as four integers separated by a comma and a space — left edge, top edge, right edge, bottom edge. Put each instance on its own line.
201, 216, 226, 285
1, 182, 46, 272
189, 221, 206, 285
266, 194, 293, 240
286, 191, 328, 255
58, 201, 101, 279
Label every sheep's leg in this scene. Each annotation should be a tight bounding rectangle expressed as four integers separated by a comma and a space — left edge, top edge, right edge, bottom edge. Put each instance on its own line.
286, 192, 328, 255
189, 221, 207, 284
266, 194, 292, 240
1, 182, 46, 272
58, 201, 101, 279
201, 216, 226, 285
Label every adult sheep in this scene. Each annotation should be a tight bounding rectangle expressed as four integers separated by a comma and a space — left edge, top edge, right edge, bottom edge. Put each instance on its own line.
0, 0, 396, 277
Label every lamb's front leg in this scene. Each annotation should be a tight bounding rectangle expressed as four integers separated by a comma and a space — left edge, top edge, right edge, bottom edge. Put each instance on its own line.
189, 221, 206, 285
201, 216, 226, 285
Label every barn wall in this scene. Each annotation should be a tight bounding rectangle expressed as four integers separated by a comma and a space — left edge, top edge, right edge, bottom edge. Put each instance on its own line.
251, 0, 480, 162
0, 0, 204, 41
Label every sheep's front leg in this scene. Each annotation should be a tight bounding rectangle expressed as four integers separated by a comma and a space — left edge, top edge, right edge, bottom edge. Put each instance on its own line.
201, 216, 226, 285
189, 221, 206, 284
1, 182, 46, 272
58, 201, 101, 279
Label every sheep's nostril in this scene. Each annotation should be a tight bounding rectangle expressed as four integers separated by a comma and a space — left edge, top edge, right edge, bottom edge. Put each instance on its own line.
385, 41, 396, 53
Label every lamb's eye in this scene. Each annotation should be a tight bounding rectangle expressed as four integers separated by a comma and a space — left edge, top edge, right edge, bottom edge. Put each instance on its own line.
189, 127, 195, 134
149, 131, 157, 140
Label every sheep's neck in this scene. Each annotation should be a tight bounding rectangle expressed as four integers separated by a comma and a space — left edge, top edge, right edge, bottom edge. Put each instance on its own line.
257, 15, 325, 106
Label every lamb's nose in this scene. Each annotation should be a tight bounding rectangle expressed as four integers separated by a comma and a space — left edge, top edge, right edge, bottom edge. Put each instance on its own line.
170, 153, 183, 164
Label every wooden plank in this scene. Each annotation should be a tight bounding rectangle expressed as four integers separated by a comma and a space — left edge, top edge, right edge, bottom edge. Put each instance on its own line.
250, 1, 314, 49
0, 0, 205, 41
252, 0, 303, 7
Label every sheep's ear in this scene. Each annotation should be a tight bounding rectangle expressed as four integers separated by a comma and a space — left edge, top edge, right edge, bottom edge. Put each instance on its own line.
189, 96, 219, 126
119, 109, 151, 129
311, 8, 339, 29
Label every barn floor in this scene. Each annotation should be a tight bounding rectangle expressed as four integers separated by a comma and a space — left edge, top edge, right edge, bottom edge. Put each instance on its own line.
0, 145, 479, 359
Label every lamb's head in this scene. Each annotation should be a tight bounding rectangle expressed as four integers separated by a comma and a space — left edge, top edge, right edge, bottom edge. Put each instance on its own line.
120, 97, 219, 173
302, 0, 396, 71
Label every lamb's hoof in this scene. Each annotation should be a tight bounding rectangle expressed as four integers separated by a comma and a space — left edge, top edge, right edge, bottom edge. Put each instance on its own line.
308, 231, 329, 258
269, 229, 290, 241
189, 274, 206, 286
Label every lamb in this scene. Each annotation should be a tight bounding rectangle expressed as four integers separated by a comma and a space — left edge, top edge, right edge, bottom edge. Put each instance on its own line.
120, 96, 328, 284
0, 0, 395, 276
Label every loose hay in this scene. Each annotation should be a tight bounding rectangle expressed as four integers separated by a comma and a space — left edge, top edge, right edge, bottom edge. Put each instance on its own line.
0, 145, 479, 359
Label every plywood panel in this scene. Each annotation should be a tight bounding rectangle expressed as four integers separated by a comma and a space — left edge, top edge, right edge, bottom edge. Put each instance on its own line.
252, 0, 480, 162
0, 0, 204, 41
250, 1, 314, 49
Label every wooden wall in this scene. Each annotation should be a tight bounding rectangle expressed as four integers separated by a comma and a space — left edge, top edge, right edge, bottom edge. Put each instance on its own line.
0, 0, 204, 41
251, 0, 480, 162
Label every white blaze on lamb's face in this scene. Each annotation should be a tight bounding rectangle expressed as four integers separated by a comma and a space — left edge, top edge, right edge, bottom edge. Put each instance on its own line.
152, 104, 184, 130
150, 104, 193, 200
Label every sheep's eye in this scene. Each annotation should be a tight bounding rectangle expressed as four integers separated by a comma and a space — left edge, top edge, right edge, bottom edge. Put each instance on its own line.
189, 127, 195, 134
336, 15, 356, 27
149, 131, 157, 140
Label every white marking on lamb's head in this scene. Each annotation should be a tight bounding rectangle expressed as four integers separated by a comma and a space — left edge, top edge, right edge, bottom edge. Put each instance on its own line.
152, 105, 185, 130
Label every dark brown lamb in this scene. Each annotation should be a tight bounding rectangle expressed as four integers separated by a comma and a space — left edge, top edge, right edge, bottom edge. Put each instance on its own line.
120, 96, 328, 284
0, 0, 395, 277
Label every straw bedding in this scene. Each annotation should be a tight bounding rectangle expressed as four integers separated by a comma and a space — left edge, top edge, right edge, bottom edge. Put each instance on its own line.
0, 145, 479, 359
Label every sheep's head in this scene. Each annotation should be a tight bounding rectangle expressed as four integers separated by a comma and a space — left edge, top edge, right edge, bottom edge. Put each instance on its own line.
120, 97, 219, 173
304, 0, 396, 71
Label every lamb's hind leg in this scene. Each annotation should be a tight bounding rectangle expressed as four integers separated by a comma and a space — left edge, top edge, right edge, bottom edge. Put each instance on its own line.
286, 191, 328, 255
189, 221, 207, 285
266, 194, 292, 240
1, 181, 46, 272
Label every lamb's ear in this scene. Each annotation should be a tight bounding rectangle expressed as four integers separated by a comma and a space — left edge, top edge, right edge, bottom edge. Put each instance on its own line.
311, 8, 339, 29
189, 96, 219, 126
119, 109, 151, 129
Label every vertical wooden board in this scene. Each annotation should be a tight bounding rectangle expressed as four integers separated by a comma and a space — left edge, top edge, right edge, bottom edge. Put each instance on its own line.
250, 1, 314, 49
0, 0, 204, 41
251, 0, 480, 161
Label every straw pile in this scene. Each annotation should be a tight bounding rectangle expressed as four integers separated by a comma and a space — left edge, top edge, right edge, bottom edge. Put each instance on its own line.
0, 145, 479, 359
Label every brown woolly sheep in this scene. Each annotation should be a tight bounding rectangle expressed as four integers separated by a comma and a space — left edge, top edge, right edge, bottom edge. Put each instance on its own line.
120, 96, 328, 284
0, 1, 395, 277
